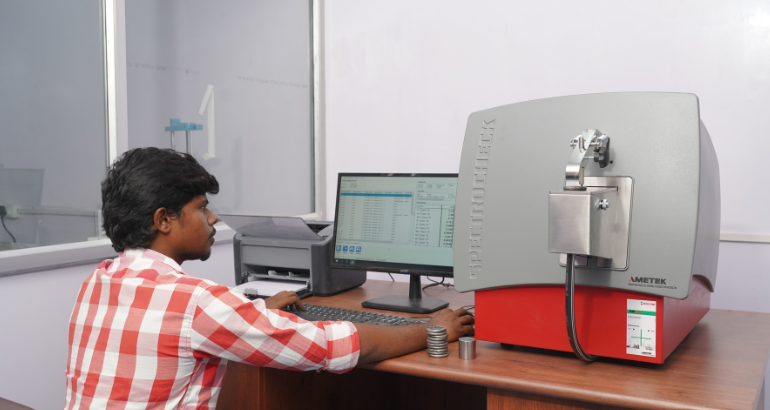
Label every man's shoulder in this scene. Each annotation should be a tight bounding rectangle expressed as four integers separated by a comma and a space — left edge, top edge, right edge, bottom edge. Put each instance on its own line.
94, 250, 220, 292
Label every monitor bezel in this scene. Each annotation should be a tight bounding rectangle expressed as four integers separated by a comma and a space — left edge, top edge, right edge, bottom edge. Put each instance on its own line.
330, 173, 457, 277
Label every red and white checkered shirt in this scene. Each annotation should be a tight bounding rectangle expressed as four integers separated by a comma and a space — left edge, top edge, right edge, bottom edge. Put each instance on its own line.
64, 248, 360, 409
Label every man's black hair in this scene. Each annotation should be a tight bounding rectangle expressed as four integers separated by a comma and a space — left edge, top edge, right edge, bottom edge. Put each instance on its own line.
102, 147, 219, 252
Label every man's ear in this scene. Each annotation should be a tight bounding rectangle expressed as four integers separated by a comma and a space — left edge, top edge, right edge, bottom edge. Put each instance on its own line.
152, 207, 173, 234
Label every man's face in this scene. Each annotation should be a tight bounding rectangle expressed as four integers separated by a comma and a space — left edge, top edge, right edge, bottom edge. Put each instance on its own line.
170, 195, 219, 262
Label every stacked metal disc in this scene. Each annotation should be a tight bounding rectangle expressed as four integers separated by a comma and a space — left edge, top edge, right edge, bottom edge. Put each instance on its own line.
426, 325, 449, 357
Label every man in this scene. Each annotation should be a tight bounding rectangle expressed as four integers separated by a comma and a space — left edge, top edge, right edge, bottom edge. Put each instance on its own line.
64, 147, 473, 409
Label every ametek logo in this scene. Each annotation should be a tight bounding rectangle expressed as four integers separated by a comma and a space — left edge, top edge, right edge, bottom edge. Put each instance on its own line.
629, 277, 667, 285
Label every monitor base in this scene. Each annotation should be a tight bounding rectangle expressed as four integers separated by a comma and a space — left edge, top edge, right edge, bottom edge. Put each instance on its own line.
362, 295, 449, 314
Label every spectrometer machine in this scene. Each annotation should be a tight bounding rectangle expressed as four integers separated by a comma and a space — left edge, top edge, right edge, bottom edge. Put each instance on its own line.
453, 92, 720, 363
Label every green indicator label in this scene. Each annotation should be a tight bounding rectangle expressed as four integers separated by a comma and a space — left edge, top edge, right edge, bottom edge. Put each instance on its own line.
627, 310, 656, 316
627, 299, 657, 357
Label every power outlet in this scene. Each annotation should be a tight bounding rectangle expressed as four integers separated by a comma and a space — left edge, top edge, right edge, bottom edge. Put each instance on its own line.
2, 205, 21, 219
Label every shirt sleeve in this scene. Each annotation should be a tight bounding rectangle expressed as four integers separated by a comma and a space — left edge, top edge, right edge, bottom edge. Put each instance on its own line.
189, 284, 360, 373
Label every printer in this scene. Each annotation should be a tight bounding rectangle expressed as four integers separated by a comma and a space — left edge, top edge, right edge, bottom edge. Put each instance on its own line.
231, 216, 367, 297
453, 92, 720, 363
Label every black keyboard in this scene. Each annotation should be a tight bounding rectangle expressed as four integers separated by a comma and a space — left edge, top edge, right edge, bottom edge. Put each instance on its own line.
283, 304, 427, 326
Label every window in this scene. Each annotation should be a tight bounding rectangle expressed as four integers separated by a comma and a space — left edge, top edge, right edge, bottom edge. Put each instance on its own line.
0, 0, 108, 252
125, 0, 316, 216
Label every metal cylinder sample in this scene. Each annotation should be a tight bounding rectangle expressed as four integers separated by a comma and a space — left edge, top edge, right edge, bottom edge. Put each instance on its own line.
458, 337, 476, 360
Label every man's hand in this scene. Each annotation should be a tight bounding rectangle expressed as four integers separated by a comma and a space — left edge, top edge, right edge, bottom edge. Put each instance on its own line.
425, 308, 474, 342
355, 307, 475, 364
264, 290, 305, 311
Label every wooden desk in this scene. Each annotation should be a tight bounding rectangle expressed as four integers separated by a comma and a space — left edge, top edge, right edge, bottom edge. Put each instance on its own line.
218, 280, 770, 410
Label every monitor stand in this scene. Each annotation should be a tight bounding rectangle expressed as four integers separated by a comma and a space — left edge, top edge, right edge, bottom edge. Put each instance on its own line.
362, 274, 449, 314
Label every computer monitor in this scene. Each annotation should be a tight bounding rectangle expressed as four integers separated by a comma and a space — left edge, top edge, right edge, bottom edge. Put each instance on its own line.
331, 173, 457, 314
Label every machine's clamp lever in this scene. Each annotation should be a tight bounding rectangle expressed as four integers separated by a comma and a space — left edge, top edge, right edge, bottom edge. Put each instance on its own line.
565, 130, 611, 188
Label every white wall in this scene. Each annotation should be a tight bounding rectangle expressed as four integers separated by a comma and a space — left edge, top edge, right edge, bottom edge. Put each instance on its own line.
0, 243, 235, 410
323, 0, 770, 307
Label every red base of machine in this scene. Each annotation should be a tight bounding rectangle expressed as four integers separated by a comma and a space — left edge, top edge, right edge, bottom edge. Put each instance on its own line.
475, 277, 710, 364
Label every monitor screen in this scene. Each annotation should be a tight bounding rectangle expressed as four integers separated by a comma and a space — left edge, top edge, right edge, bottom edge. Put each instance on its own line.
331, 173, 457, 276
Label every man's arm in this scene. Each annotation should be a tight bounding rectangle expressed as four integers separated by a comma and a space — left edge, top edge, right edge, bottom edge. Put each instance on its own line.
193, 286, 359, 373
265, 291, 475, 364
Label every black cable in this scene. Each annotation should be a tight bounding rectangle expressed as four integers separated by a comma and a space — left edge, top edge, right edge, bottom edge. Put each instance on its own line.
422, 277, 443, 290
1, 215, 17, 243
565, 253, 597, 362
458, 304, 475, 317
387, 272, 395, 282
422, 276, 454, 291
